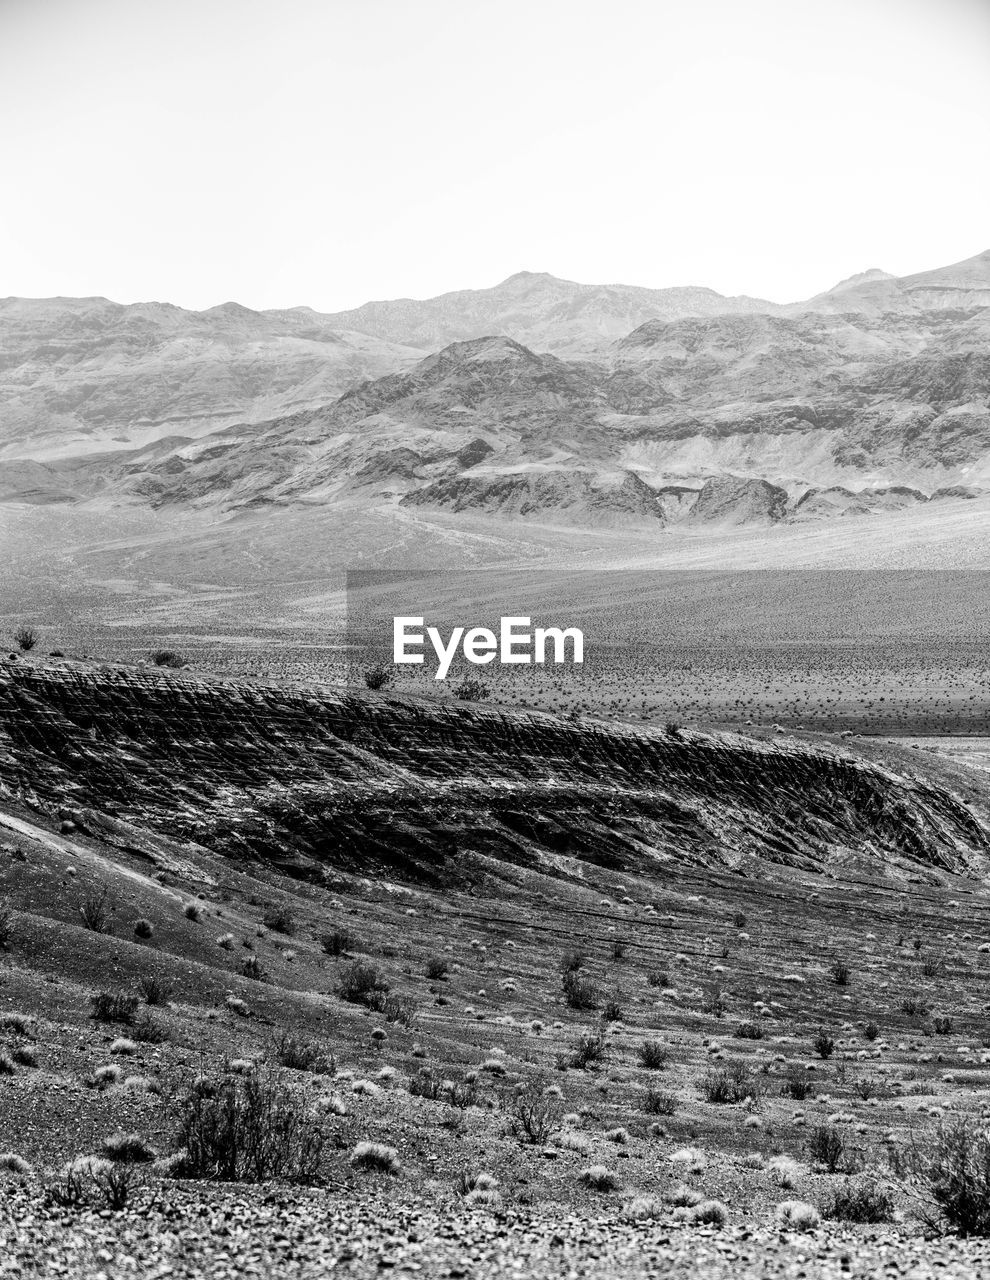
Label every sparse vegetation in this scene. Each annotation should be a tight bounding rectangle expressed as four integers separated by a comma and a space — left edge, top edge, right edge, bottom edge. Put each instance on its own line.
338, 960, 389, 1006
807, 1124, 850, 1174
896, 1118, 990, 1236
830, 958, 850, 985
812, 1027, 836, 1059
823, 1176, 895, 1223
79, 887, 114, 934
137, 974, 174, 1006
350, 1142, 400, 1174
425, 955, 449, 980
261, 906, 296, 935
562, 969, 598, 1010
89, 992, 139, 1025
637, 1039, 670, 1070
699, 1062, 757, 1105
567, 1030, 607, 1071
453, 678, 489, 702
274, 1034, 336, 1075
319, 928, 357, 956
175, 1068, 324, 1183
150, 650, 186, 668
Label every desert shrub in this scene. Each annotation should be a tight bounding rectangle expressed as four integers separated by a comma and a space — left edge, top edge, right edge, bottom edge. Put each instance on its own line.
174, 1067, 324, 1182
100, 1132, 157, 1164
366, 991, 417, 1027
623, 1193, 664, 1221
699, 1062, 757, 1105
932, 1015, 953, 1035
89, 992, 139, 1025
425, 955, 449, 980
690, 1200, 728, 1226
824, 1176, 895, 1223
79, 888, 114, 934
852, 1076, 889, 1102
776, 1200, 821, 1231
240, 956, 266, 982
643, 1086, 678, 1115
734, 1020, 765, 1040
511, 1083, 561, 1145
921, 957, 943, 978
338, 960, 389, 1006
45, 1157, 145, 1211
183, 902, 201, 922
408, 1068, 445, 1101
150, 650, 185, 668
702, 983, 727, 1019
611, 939, 628, 961
88, 1064, 123, 1089
14, 627, 37, 652
132, 1014, 169, 1045
275, 1034, 336, 1076
137, 974, 174, 1006
602, 998, 623, 1023
0, 904, 16, 950
453, 678, 489, 701
12, 1045, 38, 1068
562, 970, 598, 1010
350, 1141, 400, 1174
812, 1027, 836, 1059
645, 969, 668, 988
895, 1118, 990, 1236
561, 949, 586, 973
782, 1068, 815, 1101
638, 1040, 670, 1070
732, 911, 747, 928
0, 1012, 33, 1037
362, 665, 393, 690
806, 1124, 848, 1173
455, 1169, 499, 1197
901, 995, 929, 1017
0, 1053, 15, 1076
261, 907, 296, 936
830, 958, 851, 986
133, 918, 154, 940
319, 928, 356, 957
579, 1165, 620, 1191
568, 1030, 607, 1070
0, 1153, 31, 1176
409, 1069, 477, 1108
863, 1021, 880, 1041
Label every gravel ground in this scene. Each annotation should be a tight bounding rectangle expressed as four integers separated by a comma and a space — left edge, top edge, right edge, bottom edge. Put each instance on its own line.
2, 1185, 990, 1280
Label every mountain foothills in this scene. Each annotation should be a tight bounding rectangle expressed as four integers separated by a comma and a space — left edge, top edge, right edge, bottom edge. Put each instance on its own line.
2, 250, 990, 531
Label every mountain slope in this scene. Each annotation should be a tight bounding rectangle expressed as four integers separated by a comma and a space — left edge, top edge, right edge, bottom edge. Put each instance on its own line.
3, 661, 987, 886
0, 296, 422, 461
3, 251, 990, 535
317, 270, 780, 356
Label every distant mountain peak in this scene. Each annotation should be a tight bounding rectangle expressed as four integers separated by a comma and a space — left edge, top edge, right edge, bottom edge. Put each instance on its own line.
827, 268, 896, 292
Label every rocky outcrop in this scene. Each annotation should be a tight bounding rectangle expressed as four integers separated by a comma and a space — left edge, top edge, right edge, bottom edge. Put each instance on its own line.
1, 663, 986, 888
686, 475, 789, 526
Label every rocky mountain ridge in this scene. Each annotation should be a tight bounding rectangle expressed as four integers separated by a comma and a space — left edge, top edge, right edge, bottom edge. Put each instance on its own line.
2, 250, 989, 530
2, 660, 987, 886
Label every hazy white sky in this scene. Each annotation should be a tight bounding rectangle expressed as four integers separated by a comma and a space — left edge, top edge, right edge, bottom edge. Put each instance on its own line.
1, 0, 988, 311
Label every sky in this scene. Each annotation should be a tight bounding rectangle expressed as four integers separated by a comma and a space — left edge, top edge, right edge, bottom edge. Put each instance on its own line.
1, 0, 988, 311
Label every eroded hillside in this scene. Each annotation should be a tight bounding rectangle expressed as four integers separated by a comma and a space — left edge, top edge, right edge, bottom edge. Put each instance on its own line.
2, 661, 987, 888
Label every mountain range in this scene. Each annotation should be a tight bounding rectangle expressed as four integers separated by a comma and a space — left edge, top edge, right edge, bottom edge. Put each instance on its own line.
2, 250, 989, 533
